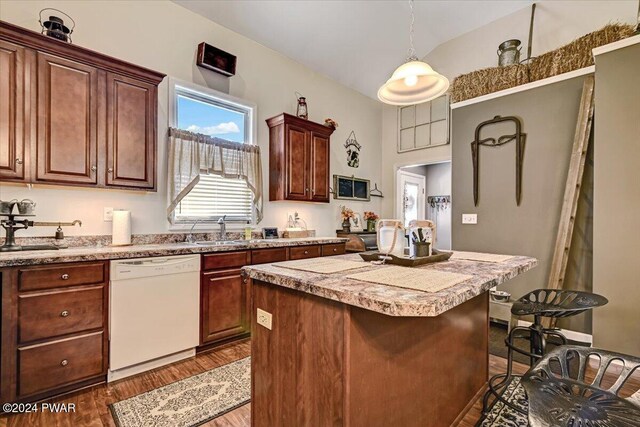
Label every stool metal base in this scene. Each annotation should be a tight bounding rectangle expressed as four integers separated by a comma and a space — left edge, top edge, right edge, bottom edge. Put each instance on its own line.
480, 321, 568, 422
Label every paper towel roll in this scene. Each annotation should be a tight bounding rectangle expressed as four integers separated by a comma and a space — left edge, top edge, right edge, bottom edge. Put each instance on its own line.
112, 210, 131, 246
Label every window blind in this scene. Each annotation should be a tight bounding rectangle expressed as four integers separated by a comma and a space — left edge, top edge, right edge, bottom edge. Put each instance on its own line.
175, 174, 253, 222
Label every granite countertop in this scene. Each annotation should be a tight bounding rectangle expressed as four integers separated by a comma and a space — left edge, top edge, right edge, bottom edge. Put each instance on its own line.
0, 237, 348, 267
242, 253, 537, 317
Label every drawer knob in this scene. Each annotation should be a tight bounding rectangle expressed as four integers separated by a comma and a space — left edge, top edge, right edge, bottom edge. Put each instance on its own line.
60, 359, 69, 367
333, 248, 337, 252
304, 250, 309, 254
91, 165, 97, 172
16, 158, 23, 165
61, 273, 70, 280
60, 310, 70, 317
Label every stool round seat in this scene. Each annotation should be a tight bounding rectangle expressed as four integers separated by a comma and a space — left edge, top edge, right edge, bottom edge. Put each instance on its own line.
511, 289, 608, 318
522, 346, 640, 427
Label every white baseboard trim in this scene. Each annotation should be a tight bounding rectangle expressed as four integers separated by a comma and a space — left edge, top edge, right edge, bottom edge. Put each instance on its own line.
107, 348, 196, 382
516, 319, 593, 345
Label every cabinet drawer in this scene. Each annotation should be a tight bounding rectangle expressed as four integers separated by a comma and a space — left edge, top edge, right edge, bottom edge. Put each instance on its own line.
18, 332, 104, 398
251, 248, 288, 264
18, 286, 104, 343
321, 243, 346, 257
19, 263, 105, 292
202, 251, 249, 270
289, 245, 321, 260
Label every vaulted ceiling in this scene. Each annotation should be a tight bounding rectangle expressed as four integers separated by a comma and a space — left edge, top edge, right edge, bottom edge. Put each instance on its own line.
174, 0, 533, 99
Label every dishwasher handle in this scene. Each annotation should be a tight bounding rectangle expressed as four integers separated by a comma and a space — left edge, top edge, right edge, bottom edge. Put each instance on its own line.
116, 257, 198, 267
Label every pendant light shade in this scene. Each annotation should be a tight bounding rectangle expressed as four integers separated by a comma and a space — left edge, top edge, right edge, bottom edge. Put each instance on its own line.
377, 60, 449, 105
378, 0, 449, 105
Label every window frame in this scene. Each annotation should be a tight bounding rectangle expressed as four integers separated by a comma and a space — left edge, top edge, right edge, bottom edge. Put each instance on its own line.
396, 94, 450, 153
168, 77, 258, 229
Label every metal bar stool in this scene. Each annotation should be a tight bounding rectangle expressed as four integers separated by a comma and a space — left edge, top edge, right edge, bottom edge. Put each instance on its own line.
480, 289, 608, 420
522, 345, 640, 426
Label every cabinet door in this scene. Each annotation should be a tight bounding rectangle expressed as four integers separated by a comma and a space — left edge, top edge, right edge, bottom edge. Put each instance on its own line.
310, 132, 330, 202
105, 73, 156, 190
36, 52, 98, 184
201, 269, 249, 344
285, 124, 309, 200
0, 41, 26, 181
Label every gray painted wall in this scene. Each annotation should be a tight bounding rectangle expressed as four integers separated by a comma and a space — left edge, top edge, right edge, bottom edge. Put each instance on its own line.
451, 75, 593, 333
593, 43, 640, 357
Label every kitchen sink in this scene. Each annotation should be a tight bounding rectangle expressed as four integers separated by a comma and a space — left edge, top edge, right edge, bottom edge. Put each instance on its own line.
192, 240, 246, 246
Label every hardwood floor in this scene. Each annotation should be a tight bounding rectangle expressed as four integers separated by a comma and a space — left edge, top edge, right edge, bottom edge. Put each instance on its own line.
1, 339, 638, 427
1, 339, 252, 427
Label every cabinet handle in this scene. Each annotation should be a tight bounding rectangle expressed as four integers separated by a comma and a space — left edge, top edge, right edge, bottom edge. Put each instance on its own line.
108, 168, 114, 173
61, 273, 69, 280
15, 158, 23, 165
91, 165, 97, 172
60, 310, 70, 317
60, 359, 69, 367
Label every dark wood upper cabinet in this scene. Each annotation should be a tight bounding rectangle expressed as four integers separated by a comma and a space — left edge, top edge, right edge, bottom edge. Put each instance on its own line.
267, 113, 334, 202
0, 40, 26, 181
106, 73, 156, 189
0, 21, 164, 191
310, 132, 331, 202
285, 124, 309, 200
36, 52, 98, 184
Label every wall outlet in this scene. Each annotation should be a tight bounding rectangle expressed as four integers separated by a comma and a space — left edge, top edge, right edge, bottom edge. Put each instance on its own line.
104, 207, 114, 222
462, 214, 477, 224
256, 308, 273, 330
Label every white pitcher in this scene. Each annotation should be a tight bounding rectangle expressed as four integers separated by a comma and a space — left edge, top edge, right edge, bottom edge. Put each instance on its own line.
376, 219, 405, 257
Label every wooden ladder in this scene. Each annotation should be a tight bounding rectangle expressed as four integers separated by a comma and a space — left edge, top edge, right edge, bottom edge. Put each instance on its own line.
544, 76, 595, 329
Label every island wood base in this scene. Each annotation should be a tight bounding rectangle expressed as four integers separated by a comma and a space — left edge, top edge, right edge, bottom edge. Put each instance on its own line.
251, 280, 489, 427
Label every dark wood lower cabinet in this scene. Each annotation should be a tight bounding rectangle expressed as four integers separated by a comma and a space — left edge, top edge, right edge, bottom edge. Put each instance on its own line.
0, 261, 108, 406
199, 244, 346, 349
201, 268, 250, 345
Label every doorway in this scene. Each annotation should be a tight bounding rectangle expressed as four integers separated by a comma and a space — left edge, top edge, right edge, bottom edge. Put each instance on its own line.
396, 162, 452, 249
396, 170, 425, 227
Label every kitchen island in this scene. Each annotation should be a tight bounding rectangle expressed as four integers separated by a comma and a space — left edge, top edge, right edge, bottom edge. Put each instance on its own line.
243, 252, 537, 427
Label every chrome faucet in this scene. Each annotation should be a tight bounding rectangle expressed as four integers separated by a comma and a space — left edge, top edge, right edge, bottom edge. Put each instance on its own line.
217, 215, 227, 240
186, 219, 200, 244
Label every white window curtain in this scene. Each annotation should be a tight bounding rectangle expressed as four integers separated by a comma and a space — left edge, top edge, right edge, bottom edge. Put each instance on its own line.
167, 128, 263, 223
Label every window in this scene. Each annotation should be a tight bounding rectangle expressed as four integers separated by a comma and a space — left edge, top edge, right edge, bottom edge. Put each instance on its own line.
170, 79, 256, 224
397, 94, 449, 153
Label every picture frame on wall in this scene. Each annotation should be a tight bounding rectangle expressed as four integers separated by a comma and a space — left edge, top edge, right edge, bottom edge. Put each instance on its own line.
333, 175, 371, 201
350, 213, 363, 231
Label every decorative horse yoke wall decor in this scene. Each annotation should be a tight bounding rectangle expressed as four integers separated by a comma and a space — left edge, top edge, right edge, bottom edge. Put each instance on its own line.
471, 115, 526, 206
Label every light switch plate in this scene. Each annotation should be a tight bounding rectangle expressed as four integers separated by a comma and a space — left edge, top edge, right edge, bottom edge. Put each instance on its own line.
104, 207, 114, 222
462, 214, 477, 224
256, 308, 273, 330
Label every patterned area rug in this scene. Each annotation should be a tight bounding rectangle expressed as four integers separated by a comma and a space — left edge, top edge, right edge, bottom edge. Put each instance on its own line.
110, 357, 250, 427
479, 377, 529, 427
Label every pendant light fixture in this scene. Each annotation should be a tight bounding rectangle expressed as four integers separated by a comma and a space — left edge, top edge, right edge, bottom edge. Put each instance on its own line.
377, 0, 449, 105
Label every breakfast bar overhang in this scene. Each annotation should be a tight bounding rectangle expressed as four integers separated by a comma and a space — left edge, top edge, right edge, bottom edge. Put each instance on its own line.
243, 253, 537, 427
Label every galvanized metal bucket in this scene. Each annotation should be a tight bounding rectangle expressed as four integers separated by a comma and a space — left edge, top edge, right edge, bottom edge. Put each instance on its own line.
497, 39, 522, 67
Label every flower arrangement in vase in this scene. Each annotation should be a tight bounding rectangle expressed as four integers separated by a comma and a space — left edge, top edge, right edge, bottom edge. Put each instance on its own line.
364, 211, 379, 232
340, 206, 354, 232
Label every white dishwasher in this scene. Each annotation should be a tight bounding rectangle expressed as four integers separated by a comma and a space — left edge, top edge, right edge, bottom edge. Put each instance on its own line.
109, 254, 200, 382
